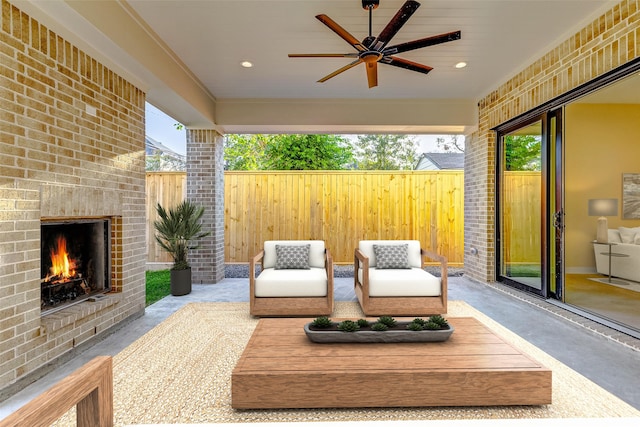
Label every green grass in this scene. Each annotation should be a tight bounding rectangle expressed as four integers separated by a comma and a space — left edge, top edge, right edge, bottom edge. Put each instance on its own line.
145, 269, 171, 306
505, 264, 542, 278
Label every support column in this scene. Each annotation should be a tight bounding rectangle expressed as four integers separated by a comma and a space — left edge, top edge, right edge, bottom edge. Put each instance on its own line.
463, 130, 496, 283
186, 129, 225, 283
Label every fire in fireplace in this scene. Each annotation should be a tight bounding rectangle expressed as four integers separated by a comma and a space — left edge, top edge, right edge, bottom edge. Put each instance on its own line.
40, 219, 111, 314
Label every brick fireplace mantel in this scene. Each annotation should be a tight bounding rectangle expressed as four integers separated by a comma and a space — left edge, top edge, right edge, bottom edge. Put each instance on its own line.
40, 184, 123, 218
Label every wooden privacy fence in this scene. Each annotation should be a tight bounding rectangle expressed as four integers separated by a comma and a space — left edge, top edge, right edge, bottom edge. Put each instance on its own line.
147, 171, 464, 266
502, 171, 542, 264
147, 171, 540, 266
225, 171, 464, 265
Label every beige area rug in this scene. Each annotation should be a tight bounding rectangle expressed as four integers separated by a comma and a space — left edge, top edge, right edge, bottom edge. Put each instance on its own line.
55, 301, 640, 426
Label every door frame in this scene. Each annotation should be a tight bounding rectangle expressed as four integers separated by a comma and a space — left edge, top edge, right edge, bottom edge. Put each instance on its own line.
495, 114, 549, 297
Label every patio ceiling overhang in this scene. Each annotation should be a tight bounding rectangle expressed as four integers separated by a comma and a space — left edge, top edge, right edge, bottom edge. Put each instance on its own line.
14, 0, 476, 135
215, 98, 478, 135
15, 0, 611, 136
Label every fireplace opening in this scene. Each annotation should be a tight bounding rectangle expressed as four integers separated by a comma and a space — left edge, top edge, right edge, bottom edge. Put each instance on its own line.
41, 219, 111, 314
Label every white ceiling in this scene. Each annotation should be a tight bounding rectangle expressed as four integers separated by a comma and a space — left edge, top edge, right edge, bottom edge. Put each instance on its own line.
124, 0, 612, 100
18, 0, 621, 132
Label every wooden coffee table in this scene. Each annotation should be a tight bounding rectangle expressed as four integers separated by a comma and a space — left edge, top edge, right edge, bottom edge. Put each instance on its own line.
232, 317, 551, 409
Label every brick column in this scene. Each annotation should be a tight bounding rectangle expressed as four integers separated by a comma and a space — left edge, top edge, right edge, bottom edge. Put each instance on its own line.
463, 131, 496, 283
186, 129, 225, 283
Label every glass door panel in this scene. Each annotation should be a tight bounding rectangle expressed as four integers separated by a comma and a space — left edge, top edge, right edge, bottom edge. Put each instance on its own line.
499, 121, 543, 292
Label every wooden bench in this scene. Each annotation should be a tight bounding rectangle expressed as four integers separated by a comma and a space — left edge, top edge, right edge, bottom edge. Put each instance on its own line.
232, 317, 551, 409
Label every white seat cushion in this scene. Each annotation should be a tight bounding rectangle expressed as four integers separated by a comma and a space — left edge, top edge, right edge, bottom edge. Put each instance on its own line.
358, 268, 441, 297
255, 268, 328, 297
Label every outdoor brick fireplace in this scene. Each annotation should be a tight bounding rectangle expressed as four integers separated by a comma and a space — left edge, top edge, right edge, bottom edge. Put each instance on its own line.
0, 1, 147, 400
40, 219, 112, 314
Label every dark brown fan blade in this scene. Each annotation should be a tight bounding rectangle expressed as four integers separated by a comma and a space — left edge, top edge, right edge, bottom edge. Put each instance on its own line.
381, 56, 433, 75
317, 59, 363, 83
316, 14, 367, 52
289, 53, 359, 58
383, 30, 461, 55
369, 0, 421, 51
365, 61, 378, 88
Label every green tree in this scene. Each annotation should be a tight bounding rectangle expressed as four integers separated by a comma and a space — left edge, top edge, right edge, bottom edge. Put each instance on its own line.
225, 134, 353, 170
504, 135, 541, 171
264, 134, 353, 170
224, 134, 271, 170
352, 134, 418, 170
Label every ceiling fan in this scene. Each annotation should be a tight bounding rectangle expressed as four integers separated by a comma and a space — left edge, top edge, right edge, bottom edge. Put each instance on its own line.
289, 0, 461, 88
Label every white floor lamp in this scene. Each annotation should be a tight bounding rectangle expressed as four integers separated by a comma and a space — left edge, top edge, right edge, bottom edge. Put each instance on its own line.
588, 198, 618, 243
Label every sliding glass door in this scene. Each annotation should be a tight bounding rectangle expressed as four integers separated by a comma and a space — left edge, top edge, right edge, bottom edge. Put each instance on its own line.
495, 59, 640, 336
498, 119, 545, 294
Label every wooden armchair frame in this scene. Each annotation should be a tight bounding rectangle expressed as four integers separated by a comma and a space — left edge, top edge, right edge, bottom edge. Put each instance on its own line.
0, 356, 113, 427
354, 246, 447, 316
249, 247, 334, 317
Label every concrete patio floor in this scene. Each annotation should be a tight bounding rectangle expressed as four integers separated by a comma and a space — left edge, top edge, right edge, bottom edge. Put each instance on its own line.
1, 275, 639, 422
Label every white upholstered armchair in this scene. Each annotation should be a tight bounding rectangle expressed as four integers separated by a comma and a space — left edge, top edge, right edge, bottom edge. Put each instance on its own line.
354, 240, 447, 316
250, 240, 334, 317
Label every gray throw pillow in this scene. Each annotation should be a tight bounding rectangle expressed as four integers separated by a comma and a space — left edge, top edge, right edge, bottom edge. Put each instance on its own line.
373, 244, 410, 269
275, 244, 311, 269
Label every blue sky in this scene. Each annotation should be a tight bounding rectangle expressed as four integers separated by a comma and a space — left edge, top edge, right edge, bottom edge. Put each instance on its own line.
145, 103, 187, 155
145, 102, 462, 155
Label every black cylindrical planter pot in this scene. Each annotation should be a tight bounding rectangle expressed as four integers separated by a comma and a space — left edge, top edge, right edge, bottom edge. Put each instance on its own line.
170, 267, 192, 296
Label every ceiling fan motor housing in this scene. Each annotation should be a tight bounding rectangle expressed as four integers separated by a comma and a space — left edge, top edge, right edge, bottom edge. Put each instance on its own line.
362, 0, 380, 10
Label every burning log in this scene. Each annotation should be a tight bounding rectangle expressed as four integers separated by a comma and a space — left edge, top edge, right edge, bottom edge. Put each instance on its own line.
40, 277, 91, 309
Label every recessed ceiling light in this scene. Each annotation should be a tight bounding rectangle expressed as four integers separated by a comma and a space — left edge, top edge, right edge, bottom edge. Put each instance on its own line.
241, 61, 253, 68
455, 62, 467, 69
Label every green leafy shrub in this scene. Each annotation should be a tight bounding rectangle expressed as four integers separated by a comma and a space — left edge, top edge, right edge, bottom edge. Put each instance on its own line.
311, 316, 333, 328
356, 319, 370, 327
406, 322, 424, 331
371, 322, 389, 331
377, 316, 397, 327
337, 320, 360, 332
412, 318, 427, 326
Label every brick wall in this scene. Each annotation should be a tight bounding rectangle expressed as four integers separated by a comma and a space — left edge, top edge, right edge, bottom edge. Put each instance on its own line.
464, 0, 640, 282
0, 0, 146, 396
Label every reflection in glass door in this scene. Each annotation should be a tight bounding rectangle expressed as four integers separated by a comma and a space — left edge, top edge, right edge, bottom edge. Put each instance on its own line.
499, 121, 543, 292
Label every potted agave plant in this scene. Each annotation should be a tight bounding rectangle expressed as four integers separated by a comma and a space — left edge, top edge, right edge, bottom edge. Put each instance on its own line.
154, 200, 210, 296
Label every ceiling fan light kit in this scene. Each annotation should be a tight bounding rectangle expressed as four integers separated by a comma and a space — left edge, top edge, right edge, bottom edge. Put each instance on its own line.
289, 0, 461, 88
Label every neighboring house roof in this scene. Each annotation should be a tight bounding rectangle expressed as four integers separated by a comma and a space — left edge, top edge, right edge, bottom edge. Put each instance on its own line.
415, 153, 464, 170
145, 136, 186, 162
